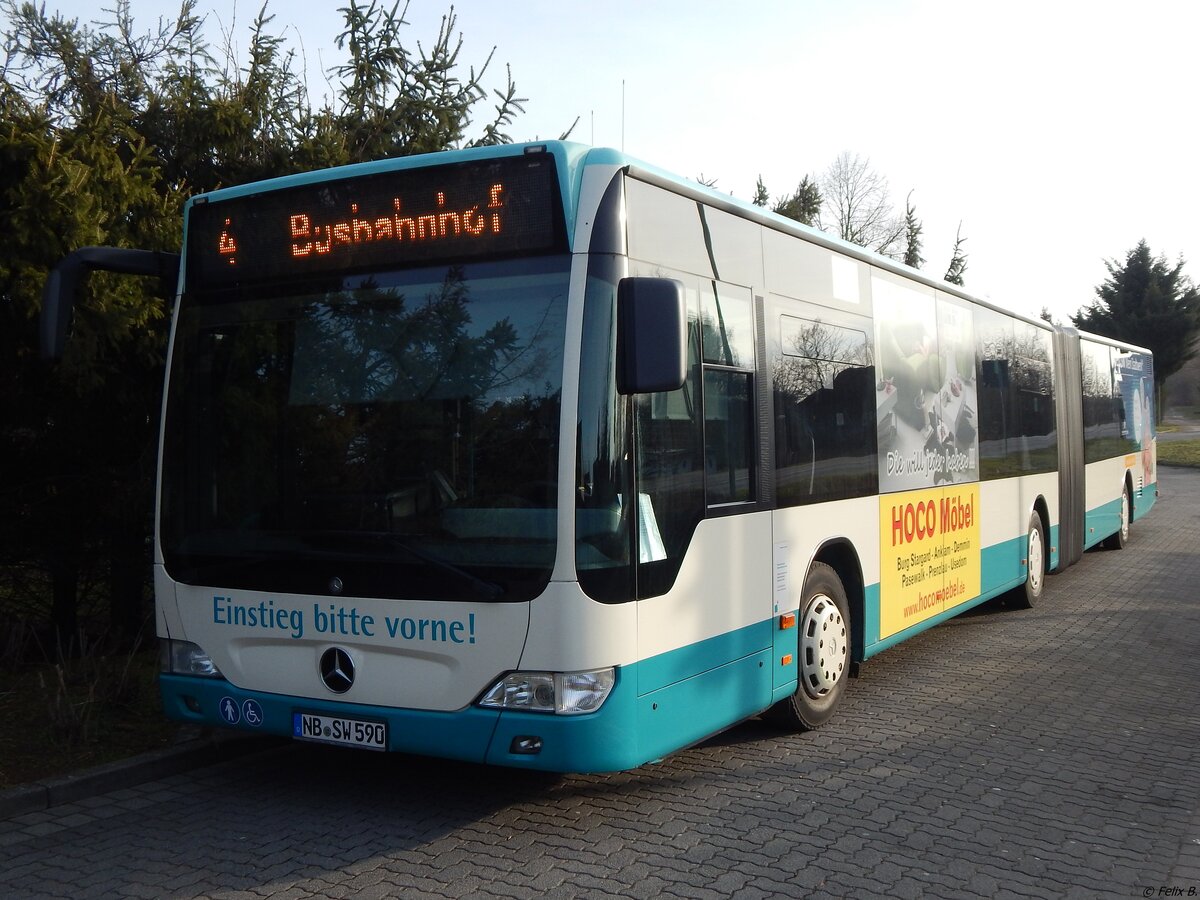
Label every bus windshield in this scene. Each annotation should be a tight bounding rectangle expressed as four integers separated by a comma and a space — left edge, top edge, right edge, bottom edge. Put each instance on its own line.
161, 256, 570, 602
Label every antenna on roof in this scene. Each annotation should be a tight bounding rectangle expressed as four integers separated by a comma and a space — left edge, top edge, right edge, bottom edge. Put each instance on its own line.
622, 80, 626, 152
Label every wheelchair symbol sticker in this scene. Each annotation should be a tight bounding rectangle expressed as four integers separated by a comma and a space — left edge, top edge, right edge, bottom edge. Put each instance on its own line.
218, 696, 240, 725
241, 699, 264, 728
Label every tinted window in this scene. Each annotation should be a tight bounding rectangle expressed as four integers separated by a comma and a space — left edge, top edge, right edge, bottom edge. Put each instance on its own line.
1082, 341, 1121, 463
705, 369, 754, 505
635, 274, 705, 597
774, 314, 877, 505
701, 282, 755, 367
1010, 322, 1057, 474
576, 255, 634, 602
162, 257, 570, 602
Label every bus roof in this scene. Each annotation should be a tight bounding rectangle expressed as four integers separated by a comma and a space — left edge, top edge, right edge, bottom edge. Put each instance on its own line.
184, 140, 1151, 358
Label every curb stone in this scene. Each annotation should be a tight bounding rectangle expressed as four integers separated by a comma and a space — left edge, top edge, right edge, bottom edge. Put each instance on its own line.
0, 730, 285, 821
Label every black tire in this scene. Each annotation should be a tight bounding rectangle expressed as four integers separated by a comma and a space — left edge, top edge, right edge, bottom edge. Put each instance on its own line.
1013, 511, 1046, 609
1105, 485, 1131, 550
766, 562, 851, 731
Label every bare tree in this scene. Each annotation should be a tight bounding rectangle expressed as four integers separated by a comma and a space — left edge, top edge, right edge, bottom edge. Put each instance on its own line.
817, 152, 904, 258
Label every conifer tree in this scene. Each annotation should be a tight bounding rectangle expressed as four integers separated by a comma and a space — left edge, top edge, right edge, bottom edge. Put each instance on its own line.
944, 223, 968, 286
1072, 240, 1200, 413
903, 190, 924, 269
0, 0, 528, 642
772, 175, 822, 226
752, 175, 769, 207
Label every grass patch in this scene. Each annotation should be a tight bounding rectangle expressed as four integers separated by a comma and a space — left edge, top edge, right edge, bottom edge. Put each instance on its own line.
1157, 439, 1200, 468
0, 646, 178, 789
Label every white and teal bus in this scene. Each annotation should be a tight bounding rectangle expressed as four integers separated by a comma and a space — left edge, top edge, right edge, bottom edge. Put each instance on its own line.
43, 141, 1156, 772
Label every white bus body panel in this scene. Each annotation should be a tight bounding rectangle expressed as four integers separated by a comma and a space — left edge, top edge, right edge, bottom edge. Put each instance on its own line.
636, 512, 774, 668
979, 479, 1023, 560
164, 578, 530, 711
522, 580, 638, 671
978, 471, 1060, 555
772, 495, 881, 605
1084, 455, 1130, 545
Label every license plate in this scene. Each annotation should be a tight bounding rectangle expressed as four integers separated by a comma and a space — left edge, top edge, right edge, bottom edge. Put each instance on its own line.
293, 712, 387, 750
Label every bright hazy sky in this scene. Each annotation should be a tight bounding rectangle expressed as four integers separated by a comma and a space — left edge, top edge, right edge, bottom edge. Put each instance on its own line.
30, 0, 1200, 322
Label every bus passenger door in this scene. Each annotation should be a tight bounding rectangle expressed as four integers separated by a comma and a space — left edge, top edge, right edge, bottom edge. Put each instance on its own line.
632, 279, 772, 703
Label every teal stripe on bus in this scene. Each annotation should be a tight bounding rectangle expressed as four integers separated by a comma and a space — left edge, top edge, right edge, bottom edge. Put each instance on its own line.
1134, 482, 1157, 520
1083, 495, 1123, 550
636, 619, 773, 696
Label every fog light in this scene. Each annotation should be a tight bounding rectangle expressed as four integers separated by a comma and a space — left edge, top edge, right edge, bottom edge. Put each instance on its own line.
510, 735, 543, 754
184, 695, 202, 713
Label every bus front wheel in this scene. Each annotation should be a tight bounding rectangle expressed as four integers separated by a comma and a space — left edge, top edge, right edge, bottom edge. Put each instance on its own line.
767, 562, 851, 731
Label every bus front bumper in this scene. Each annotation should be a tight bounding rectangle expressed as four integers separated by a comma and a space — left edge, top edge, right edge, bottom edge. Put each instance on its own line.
159, 670, 644, 773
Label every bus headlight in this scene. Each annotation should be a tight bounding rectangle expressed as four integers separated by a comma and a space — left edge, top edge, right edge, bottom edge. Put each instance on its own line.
478, 668, 615, 715
160, 639, 224, 678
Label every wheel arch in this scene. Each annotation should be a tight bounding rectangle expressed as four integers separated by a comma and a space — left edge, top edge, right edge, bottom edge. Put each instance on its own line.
811, 539, 865, 663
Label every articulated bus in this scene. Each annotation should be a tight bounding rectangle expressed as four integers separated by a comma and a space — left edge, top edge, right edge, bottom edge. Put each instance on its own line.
42, 141, 1156, 772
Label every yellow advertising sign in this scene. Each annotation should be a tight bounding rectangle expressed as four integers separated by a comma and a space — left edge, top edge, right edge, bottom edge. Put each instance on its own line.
879, 484, 981, 639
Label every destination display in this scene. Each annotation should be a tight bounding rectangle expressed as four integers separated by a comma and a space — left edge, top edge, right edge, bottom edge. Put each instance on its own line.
187, 153, 565, 288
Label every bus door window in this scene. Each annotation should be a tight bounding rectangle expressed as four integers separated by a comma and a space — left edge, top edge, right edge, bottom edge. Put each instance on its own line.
703, 369, 754, 505
633, 275, 705, 597
626, 273, 760, 596
700, 282, 757, 507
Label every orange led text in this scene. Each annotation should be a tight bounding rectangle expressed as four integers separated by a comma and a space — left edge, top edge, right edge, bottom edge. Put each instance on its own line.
289, 183, 506, 258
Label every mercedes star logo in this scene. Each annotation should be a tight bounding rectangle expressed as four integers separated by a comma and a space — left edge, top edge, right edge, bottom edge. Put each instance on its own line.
319, 647, 355, 694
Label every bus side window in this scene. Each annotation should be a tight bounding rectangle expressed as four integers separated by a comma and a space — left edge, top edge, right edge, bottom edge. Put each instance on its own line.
704, 369, 754, 505
774, 314, 876, 505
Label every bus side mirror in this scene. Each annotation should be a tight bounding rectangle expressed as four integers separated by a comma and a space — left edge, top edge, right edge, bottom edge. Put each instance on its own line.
41, 247, 180, 359
616, 277, 686, 395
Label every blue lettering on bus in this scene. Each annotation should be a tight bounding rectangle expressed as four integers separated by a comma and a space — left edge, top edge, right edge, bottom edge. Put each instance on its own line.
210, 596, 476, 645
212, 595, 304, 639
383, 612, 475, 644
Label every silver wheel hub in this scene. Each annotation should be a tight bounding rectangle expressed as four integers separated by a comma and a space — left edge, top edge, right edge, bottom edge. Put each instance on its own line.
800, 594, 847, 698
1028, 526, 1043, 593
1120, 491, 1130, 539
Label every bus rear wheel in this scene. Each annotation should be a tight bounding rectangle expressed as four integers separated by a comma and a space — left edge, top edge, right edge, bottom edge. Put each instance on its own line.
767, 562, 851, 731
1105, 485, 1131, 550
1013, 511, 1046, 609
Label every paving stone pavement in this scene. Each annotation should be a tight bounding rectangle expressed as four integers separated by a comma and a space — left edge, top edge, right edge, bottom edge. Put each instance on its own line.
2, 469, 1199, 899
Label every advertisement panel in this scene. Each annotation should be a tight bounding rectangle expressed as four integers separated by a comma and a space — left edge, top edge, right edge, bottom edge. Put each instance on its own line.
874, 277, 979, 492
879, 484, 982, 639
1114, 349, 1156, 481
